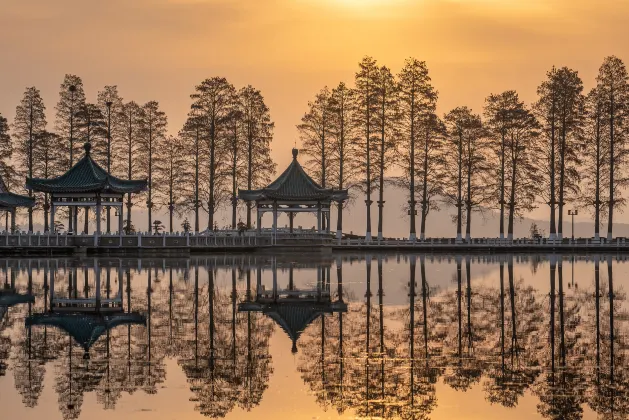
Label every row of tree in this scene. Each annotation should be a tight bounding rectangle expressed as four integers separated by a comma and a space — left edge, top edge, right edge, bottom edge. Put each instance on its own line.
299, 55, 629, 241
0, 75, 276, 233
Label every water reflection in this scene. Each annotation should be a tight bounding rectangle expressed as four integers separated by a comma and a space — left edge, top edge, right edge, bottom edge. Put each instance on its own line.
1, 254, 629, 419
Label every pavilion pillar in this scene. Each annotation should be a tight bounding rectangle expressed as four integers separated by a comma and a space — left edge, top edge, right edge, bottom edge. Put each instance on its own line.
336, 200, 343, 240
289, 212, 294, 233
10, 209, 16, 233
118, 202, 124, 236
256, 207, 262, 234
96, 196, 102, 237
272, 202, 278, 243
325, 210, 331, 234
68, 207, 73, 234
317, 202, 322, 233
50, 201, 55, 233
73, 206, 78, 234
84, 206, 90, 234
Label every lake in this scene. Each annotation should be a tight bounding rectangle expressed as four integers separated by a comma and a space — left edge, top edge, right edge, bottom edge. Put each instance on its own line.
0, 253, 626, 420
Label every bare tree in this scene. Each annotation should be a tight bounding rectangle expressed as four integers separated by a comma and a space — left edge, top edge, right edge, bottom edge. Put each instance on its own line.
139, 101, 167, 232
239, 86, 275, 228
354, 56, 379, 241
597, 56, 629, 240
190, 78, 234, 229
442, 107, 487, 242
155, 135, 189, 232
373, 66, 399, 240
396, 58, 438, 241
13, 87, 46, 231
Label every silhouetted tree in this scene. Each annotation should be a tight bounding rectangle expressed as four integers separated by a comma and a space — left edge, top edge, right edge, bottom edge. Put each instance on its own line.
396, 58, 439, 241
13, 87, 46, 231
443, 107, 487, 241
155, 135, 189, 232
139, 101, 167, 231
119, 101, 146, 232
354, 56, 379, 241
239, 86, 275, 228
597, 56, 629, 240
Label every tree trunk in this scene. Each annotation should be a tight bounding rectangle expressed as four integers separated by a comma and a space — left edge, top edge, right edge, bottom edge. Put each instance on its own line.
595, 109, 601, 240
456, 133, 463, 242
499, 131, 505, 239
409, 94, 416, 241
420, 128, 429, 241
549, 97, 557, 240
377, 100, 385, 241
558, 112, 567, 240
209, 121, 216, 230
608, 91, 615, 240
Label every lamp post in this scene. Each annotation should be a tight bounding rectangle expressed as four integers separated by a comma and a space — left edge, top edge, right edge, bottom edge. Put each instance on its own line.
568, 209, 578, 241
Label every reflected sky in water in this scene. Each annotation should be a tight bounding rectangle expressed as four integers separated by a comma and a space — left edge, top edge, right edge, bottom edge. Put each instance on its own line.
0, 253, 628, 420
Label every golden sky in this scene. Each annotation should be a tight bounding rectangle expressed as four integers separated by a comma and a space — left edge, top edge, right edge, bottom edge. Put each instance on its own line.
1, 0, 628, 227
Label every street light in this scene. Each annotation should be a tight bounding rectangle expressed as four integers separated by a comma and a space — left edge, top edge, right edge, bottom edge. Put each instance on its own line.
568, 209, 578, 241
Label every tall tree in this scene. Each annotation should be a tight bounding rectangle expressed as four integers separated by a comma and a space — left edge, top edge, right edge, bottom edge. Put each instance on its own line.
155, 135, 189, 232
97, 86, 124, 232
580, 87, 609, 239
597, 56, 629, 240
298, 87, 333, 231
504, 103, 541, 239
354, 56, 379, 241
225, 91, 245, 228
190, 78, 234, 229
373, 66, 399, 240
33, 131, 63, 232
484, 91, 520, 240
0, 113, 15, 230
397, 58, 437, 241
533, 68, 560, 240
140, 101, 167, 232
13, 87, 46, 232
179, 112, 205, 232
239, 86, 275, 229
442, 107, 486, 242
417, 112, 445, 241
327, 82, 358, 239
55, 74, 86, 233
554, 67, 584, 240
119, 101, 146, 233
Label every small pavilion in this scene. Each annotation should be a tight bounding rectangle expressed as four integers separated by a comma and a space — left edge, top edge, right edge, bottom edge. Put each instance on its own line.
238, 148, 348, 237
0, 175, 35, 232
26, 142, 147, 234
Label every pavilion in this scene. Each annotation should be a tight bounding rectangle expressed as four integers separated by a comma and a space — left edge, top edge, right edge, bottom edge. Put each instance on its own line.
238, 148, 348, 238
0, 175, 35, 232
25, 142, 147, 234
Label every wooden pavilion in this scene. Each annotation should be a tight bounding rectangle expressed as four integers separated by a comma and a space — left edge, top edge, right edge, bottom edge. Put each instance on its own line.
26, 142, 147, 234
238, 148, 349, 238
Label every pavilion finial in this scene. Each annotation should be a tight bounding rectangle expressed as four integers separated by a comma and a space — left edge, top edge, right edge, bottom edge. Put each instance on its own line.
292, 148, 298, 160
84, 142, 92, 155
291, 340, 298, 354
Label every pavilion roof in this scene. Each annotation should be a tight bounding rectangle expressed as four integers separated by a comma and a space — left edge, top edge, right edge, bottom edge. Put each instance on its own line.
25, 143, 147, 194
0, 175, 34, 209
26, 312, 146, 354
238, 148, 348, 202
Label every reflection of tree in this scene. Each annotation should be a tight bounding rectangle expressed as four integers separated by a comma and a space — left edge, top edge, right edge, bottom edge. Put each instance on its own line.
11, 266, 48, 408
178, 267, 273, 417
483, 256, 544, 407
586, 257, 629, 419
533, 256, 587, 420
438, 257, 488, 391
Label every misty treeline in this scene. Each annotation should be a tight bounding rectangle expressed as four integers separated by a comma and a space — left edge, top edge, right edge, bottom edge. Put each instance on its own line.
0, 75, 275, 233
299, 55, 629, 241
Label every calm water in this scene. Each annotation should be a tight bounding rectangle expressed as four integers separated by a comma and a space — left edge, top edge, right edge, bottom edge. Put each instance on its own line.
0, 253, 628, 420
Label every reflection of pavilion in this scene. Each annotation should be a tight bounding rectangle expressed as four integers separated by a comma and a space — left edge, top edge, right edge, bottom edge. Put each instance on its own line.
239, 260, 346, 353
26, 262, 146, 358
